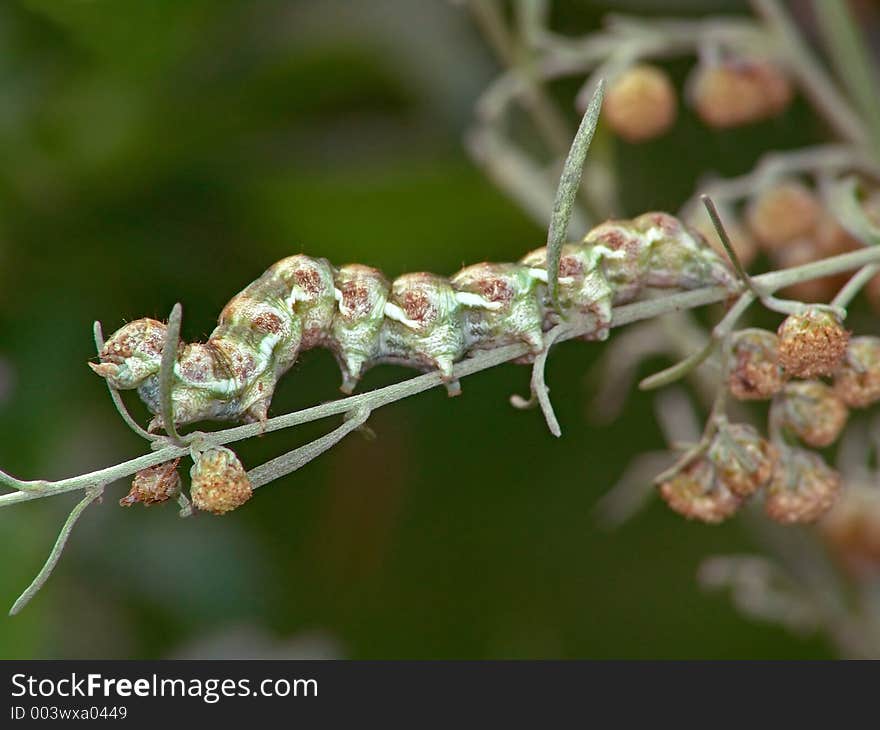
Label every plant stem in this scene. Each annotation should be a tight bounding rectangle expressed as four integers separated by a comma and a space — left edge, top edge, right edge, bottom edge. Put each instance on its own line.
811, 0, 880, 157
750, 0, 870, 148
8, 489, 102, 615
3, 245, 880, 509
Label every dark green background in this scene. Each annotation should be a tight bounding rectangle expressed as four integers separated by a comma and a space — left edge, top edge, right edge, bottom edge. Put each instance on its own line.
0, 0, 839, 658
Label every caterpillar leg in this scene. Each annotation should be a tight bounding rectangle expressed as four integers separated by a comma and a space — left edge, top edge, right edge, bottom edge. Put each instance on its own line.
330, 264, 390, 394
380, 272, 466, 387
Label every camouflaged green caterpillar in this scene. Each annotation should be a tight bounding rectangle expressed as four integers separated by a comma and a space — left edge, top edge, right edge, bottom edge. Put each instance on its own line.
90, 212, 734, 431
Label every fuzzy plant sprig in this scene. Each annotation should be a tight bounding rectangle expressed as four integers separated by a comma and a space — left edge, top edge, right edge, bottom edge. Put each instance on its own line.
4, 124, 880, 615
463, 0, 880, 657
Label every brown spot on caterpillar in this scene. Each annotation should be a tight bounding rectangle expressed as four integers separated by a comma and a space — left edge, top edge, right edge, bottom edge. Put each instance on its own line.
301, 324, 332, 350
342, 280, 371, 317
100, 318, 166, 362
294, 267, 322, 297
179, 347, 212, 383
403, 289, 435, 322
252, 311, 284, 334
233, 352, 257, 380
637, 211, 680, 235
559, 255, 584, 279
477, 277, 514, 304
594, 228, 637, 257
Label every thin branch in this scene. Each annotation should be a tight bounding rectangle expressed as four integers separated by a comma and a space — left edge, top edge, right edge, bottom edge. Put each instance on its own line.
811, 0, 880, 156
701, 195, 759, 297
823, 175, 880, 245
750, 0, 870, 147
510, 324, 568, 437
93, 321, 157, 442
248, 407, 372, 489
686, 145, 880, 217
638, 291, 756, 391
639, 339, 718, 392
9, 488, 102, 615
3, 244, 880, 509
546, 79, 604, 310
832, 264, 880, 310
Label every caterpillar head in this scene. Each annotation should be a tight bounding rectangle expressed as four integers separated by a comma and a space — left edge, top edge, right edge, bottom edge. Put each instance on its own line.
89, 318, 168, 389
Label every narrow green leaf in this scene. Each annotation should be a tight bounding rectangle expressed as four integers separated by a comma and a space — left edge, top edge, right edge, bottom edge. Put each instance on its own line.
160, 303, 184, 443
547, 79, 604, 310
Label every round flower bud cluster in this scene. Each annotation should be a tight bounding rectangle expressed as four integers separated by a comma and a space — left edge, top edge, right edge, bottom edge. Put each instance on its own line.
764, 448, 841, 524
820, 483, 880, 578
190, 446, 253, 515
603, 56, 793, 143
744, 180, 862, 302
728, 329, 785, 400
658, 423, 777, 523
833, 336, 880, 408
687, 58, 793, 129
776, 308, 849, 379
775, 381, 848, 448
120, 458, 182, 507
603, 65, 677, 143
727, 309, 850, 396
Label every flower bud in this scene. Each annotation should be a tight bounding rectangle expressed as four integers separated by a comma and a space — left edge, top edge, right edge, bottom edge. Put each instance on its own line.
689, 59, 792, 129
120, 458, 181, 507
658, 459, 740, 523
190, 446, 252, 515
708, 424, 778, 498
603, 65, 677, 142
777, 307, 849, 378
728, 329, 785, 400
745, 181, 821, 250
765, 448, 842, 524
834, 336, 880, 408
777, 380, 848, 448
820, 484, 880, 578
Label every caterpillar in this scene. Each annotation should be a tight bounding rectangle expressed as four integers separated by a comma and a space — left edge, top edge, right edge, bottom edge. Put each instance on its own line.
90, 212, 734, 431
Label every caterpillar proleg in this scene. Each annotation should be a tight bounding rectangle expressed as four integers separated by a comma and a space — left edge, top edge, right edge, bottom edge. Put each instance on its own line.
90, 212, 734, 431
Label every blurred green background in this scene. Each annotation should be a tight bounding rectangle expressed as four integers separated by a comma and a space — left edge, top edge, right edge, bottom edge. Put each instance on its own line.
0, 0, 840, 658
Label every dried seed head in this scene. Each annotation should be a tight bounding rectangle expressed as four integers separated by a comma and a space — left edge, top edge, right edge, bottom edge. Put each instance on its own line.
120, 458, 181, 507
820, 483, 880, 578
689, 59, 793, 129
765, 448, 842, 524
777, 307, 849, 378
777, 380, 849, 448
603, 65, 677, 142
745, 181, 821, 250
190, 446, 252, 515
834, 336, 880, 408
708, 424, 778, 498
728, 328, 785, 400
658, 459, 741, 524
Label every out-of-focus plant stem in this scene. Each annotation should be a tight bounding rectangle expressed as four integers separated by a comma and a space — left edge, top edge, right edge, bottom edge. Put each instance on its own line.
811, 0, 880, 159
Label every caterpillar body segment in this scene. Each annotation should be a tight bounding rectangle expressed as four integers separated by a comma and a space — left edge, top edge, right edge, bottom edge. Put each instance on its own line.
91, 213, 735, 431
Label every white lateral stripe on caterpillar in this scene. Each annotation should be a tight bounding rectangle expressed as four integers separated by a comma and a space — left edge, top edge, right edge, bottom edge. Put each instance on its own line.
90, 212, 734, 431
